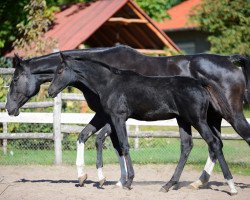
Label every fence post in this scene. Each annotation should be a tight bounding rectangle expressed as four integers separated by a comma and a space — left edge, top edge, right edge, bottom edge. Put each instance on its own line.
134, 125, 139, 150
53, 92, 62, 165
3, 122, 7, 155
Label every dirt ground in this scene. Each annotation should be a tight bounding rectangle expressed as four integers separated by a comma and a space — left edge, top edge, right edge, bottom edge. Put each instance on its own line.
0, 164, 249, 200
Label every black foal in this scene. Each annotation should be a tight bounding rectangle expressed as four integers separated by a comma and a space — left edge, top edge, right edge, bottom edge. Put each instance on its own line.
48, 53, 238, 195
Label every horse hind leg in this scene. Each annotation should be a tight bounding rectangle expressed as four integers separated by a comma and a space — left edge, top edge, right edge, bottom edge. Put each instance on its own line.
190, 149, 216, 189
195, 121, 237, 195
160, 118, 193, 192
190, 110, 221, 189
230, 113, 250, 146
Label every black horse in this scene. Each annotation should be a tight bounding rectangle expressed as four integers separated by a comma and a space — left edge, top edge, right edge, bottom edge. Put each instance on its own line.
5, 45, 250, 190
48, 53, 238, 194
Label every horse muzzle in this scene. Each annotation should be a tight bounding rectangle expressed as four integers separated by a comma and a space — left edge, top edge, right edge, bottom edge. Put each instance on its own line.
48, 88, 57, 98
5, 106, 20, 116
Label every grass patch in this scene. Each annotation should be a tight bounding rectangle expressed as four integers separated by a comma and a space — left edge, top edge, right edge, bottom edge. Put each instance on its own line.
1, 139, 249, 175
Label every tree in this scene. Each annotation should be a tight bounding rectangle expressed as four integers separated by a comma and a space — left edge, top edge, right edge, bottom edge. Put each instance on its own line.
0, 0, 184, 56
0, 0, 29, 55
190, 0, 250, 56
13, 0, 57, 57
135, 0, 183, 22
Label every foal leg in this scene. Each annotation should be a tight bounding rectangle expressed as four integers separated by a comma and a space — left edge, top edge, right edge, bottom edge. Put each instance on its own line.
111, 116, 134, 190
95, 124, 128, 187
95, 124, 112, 187
110, 131, 128, 187
160, 118, 193, 192
195, 121, 237, 195
76, 113, 107, 186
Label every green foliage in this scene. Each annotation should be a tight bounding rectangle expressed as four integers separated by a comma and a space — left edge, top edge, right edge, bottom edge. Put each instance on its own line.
0, 0, 29, 54
135, 0, 183, 22
0, 76, 6, 102
0, 57, 12, 68
190, 0, 250, 56
13, 0, 58, 58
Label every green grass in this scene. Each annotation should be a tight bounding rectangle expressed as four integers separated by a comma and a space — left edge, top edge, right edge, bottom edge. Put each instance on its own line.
1, 139, 249, 175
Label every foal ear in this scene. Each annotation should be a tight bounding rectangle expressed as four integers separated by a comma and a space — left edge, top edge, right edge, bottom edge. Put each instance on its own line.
59, 52, 67, 63
13, 53, 23, 68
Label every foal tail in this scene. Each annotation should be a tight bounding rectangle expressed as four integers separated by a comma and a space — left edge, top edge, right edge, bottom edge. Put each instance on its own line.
199, 76, 233, 123
229, 54, 250, 104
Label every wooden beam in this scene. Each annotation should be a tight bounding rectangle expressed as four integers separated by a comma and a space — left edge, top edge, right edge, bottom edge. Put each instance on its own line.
127, 2, 179, 52
120, 27, 145, 49
0, 133, 54, 139
108, 17, 148, 24
0, 68, 14, 74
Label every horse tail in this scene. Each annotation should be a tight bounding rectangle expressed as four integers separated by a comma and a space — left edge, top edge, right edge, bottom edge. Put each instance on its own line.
229, 54, 250, 103
199, 76, 233, 123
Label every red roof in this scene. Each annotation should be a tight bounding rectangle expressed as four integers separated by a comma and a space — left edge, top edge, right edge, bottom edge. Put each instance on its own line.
5, 0, 179, 57
45, 0, 128, 50
155, 0, 201, 31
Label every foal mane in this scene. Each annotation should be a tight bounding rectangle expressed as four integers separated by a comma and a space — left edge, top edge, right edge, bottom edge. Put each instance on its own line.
73, 57, 142, 77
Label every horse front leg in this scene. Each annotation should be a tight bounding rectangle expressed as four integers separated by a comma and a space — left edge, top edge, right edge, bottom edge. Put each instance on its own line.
111, 116, 134, 190
160, 118, 193, 192
76, 113, 107, 186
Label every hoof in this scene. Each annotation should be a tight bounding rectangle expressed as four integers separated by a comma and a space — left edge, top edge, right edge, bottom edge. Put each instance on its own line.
159, 186, 169, 193
78, 174, 88, 187
99, 177, 106, 187
115, 181, 124, 188
230, 190, 238, 196
230, 192, 238, 196
123, 185, 132, 190
189, 180, 203, 190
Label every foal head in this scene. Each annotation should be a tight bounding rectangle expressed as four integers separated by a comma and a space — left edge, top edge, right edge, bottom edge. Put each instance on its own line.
5, 54, 41, 116
48, 52, 76, 98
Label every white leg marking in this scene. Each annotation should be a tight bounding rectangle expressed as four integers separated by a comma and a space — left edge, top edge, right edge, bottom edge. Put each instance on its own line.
97, 167, 105, 181
76, 141, 85, 178
204, 156, 215, 175
190, 155, 216, 189
115, 150, 127, 186
226, 179, 238, 194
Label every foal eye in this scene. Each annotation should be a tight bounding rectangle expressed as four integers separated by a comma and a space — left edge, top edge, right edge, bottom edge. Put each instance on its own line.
58, 68, 63, 74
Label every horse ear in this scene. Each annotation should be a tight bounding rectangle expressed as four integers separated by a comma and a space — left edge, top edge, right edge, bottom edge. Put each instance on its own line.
13, 53, 23, 68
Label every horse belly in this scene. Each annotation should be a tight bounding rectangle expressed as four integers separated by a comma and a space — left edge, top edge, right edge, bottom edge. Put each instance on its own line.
131, 106, 177, 121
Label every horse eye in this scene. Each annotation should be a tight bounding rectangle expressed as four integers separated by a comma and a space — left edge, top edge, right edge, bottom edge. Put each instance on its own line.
13, 77, 18, 83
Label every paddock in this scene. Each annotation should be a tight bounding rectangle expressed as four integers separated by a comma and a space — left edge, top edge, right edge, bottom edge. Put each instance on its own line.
0, 164, 249, 200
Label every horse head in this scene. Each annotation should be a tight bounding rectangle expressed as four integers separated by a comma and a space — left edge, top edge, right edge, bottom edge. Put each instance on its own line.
5, 54, 41, 116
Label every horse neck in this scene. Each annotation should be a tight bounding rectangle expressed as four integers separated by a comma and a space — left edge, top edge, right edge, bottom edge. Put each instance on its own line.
74, 62, 112, 94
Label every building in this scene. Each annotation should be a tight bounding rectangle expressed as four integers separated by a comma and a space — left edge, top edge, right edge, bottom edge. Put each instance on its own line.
6, 0, 179, 57
155, 0, 210, 54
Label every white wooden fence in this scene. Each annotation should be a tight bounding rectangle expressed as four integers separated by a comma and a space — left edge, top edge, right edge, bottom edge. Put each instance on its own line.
0, 68, 245, 165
